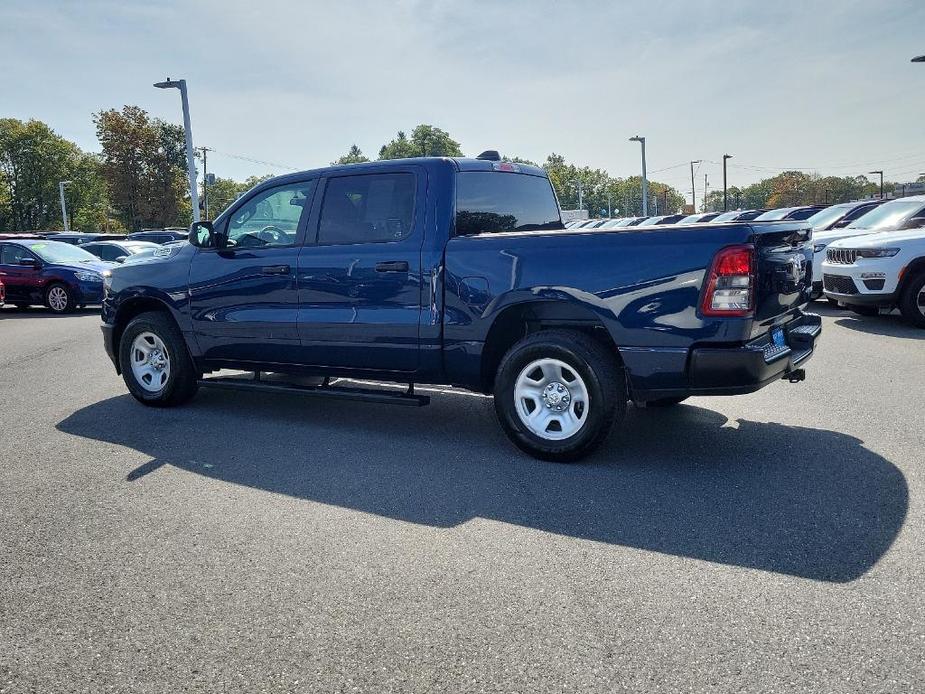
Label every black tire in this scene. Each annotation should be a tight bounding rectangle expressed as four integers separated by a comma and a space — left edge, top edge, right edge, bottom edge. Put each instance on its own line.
645, 396, 689, 407
119, 311, 199, 407
898, 272, 925, 328
493, 329, 625, 462
849, 304, 880, 317
44, 283, 75, 313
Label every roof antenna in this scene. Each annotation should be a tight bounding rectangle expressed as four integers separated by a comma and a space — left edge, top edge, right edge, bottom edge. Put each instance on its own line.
476, 150, 501, 161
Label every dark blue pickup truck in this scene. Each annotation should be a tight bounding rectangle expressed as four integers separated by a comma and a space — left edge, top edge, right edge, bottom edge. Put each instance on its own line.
101, 153, 820, 460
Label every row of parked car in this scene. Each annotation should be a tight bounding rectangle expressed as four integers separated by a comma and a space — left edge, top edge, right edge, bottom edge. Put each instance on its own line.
568, 196, 925, 327
0, 229, 187, 313
3, 196, 925, 328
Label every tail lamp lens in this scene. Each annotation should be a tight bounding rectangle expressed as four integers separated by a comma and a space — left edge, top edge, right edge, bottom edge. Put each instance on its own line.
701, 244, 755, 316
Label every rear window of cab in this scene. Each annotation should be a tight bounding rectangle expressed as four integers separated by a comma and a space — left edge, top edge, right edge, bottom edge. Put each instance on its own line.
455, 172, 562, 235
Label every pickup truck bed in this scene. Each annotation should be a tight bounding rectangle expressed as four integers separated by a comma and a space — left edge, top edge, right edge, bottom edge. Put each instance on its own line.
101, 155, 820, 461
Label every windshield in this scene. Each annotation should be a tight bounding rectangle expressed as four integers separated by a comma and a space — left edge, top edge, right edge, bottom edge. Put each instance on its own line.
805, 204, 851, 230
23, 241, 99, 264
846, 200, 925, 231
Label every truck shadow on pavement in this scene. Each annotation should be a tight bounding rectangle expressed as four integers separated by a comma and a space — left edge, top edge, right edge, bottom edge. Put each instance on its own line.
57, 389, 908, 583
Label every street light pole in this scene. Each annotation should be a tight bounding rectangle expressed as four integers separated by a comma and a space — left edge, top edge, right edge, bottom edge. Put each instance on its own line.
154, 78, 200, 223
869, 170, 884, 199
630, 136, 648, 216
689, 160, 702, 211
199, 146, 211, 219
912, 55, 925, 63
722, 154, 732, 211
58, 181, 71, 231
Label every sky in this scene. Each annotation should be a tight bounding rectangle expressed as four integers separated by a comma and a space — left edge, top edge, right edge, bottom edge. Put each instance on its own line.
3, 0, 925, 198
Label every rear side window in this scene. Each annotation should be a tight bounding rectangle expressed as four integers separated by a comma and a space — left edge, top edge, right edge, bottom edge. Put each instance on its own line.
456, 172, 562, 235
318, 173, 415, 245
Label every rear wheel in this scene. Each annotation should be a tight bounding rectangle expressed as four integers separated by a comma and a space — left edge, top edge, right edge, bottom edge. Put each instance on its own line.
119, 311, 199, 407
45, 283, 74, 313
898, 272, 925, 328
493, 330, 625, 462
849, 304, 880, 317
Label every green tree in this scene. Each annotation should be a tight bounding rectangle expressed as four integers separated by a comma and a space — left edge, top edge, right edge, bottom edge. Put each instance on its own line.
0, 118, 109, 231
378, 124, 462, 160
94, 105, 188, 229
203, 174, 273, 218
333, 144, 370, 165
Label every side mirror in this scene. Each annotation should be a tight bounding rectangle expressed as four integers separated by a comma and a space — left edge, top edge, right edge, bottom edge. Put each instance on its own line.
115, 256, 128, 264
902, 217, 925, 230
189, 221, 216, 248
18, 257, 39, 267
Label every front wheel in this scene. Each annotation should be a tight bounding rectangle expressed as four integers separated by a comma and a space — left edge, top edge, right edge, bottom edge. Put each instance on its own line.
493, 330, 625, 462
45, 283, 75, 313
119, 311, 199, 407
898, 272, 925, 328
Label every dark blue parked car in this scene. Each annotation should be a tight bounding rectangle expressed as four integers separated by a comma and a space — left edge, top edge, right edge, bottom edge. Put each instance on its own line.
100, 154, 820, 460
0, 239, 116, 312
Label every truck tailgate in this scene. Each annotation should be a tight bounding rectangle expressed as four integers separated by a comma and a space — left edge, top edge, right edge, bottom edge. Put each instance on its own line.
750, 222, 813, 337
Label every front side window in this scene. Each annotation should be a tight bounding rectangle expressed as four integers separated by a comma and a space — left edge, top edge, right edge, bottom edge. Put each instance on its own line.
317, 173, 415, 245
227, 180, 316, 248
456, 172, 562, 235
1, 244, 33, 265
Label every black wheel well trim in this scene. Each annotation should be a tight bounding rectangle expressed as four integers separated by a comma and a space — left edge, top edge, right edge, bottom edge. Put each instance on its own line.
112, 297, 197, 373
898, 257, 925, 296
478, 300, 625, 393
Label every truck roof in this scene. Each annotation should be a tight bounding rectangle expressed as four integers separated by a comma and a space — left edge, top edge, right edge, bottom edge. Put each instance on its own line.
255, 156, 549, 190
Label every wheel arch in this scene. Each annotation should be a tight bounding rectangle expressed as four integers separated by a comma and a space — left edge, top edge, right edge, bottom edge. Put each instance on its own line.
111, 296, 186, 373
898, 257, 925, 297
479, 298, 623, 393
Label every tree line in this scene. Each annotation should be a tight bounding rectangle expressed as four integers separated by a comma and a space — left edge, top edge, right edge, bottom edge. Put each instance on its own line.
2, 111, 917, 232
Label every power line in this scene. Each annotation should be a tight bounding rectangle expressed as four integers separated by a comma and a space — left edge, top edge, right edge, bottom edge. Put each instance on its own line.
207, 148, 300, 172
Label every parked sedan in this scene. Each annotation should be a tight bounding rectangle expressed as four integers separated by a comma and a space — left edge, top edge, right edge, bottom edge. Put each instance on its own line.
636, 214, 686, 226
81, 240, 160, 263
0, 239, 116, 312
126, 229, 190, 244
677, 212, 721, 224
45, 232, 126, 245
709, 209, 768, 223
753, 206, 826, 222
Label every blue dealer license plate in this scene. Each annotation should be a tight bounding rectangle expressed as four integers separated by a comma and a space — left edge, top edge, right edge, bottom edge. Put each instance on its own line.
771, 327, 786, 347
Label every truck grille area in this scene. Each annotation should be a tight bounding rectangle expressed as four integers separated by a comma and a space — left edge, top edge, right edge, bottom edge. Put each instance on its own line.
823, 274, 858, 294
826, 248, 858, 264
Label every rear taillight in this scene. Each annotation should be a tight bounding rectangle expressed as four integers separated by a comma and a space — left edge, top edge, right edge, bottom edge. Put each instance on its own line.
701, 244, 755, 317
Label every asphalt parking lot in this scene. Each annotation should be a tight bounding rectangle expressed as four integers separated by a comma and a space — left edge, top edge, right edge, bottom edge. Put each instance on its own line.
1, 305, 923, 693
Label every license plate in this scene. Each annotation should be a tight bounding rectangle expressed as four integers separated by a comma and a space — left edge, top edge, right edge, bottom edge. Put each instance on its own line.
771, 327, 786, 347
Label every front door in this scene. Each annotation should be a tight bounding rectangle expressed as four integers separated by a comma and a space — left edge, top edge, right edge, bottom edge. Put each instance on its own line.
296, 169, 424, 372
188, 179, 318, 364
0, 243, 43, 304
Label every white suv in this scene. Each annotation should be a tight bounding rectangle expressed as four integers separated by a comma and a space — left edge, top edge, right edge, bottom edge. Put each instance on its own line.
821, 225, 925, 327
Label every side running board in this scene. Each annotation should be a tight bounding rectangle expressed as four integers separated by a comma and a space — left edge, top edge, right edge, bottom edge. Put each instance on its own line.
196, 375, 430, 407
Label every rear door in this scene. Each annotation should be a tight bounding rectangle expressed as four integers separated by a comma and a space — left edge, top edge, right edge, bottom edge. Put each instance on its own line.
296, 169, 424, 372
188, 178, 318, 364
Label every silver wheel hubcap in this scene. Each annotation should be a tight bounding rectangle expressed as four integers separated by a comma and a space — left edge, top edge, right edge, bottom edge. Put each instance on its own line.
131, 332, 171, 393
48, 286, 68, 311
514, 358, 590, 441
917, 287, 925, 318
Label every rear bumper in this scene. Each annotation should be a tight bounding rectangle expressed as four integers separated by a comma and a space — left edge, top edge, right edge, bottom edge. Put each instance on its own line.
637, 312, 822, 400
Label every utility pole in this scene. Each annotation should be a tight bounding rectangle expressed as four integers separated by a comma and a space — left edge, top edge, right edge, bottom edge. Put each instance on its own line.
58, 181, 71, 231
629, 136, 648, 216
722, 154, 732, 211
199, 146, 211, 218
689, 160, 702, 211
869, 170, 884, 199
703, 174, 709, 212
575, 180, 584, 211
607, 190, 612, 217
